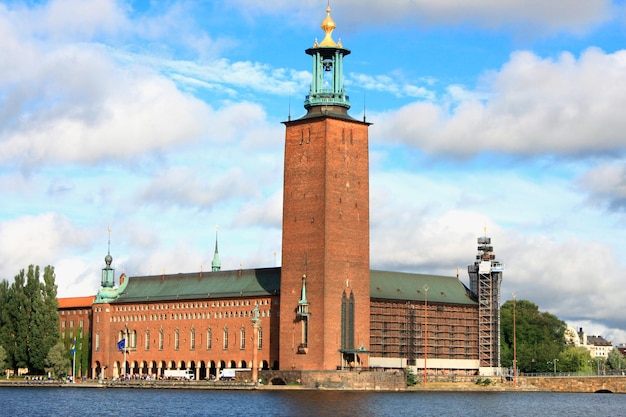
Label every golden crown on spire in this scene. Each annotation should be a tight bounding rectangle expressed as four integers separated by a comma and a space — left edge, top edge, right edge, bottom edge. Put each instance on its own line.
317, 5, 338, 47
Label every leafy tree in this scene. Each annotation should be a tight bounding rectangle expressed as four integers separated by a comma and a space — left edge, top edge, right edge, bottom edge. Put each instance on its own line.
557, 347, 592, 372
8, 270, 29, 369
36, 266, 59, 373
0, 280, 13, 369
0, 265, 60, 374
606, 348, 626, 372
0, 345, 6, 373
45, 341, 70, 379
501, 299, 567, 373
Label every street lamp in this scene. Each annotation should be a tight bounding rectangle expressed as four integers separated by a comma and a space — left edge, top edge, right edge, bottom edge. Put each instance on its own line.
547, 358, 559, 374
423, 284, 428, 387
251, 302, 261, 386
512, 292, 517, 388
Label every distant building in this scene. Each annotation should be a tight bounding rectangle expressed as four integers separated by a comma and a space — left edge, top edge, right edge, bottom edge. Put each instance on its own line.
565, 326, 613, 359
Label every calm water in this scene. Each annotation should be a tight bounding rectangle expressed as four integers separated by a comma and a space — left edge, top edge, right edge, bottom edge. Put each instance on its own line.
1, 386, 625, 416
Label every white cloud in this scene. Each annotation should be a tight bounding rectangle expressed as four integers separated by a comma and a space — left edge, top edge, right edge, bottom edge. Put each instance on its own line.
228, 0, 615, 33
374, 48, 626, 157
0, 213, 93, 283
577, 161, 626, 212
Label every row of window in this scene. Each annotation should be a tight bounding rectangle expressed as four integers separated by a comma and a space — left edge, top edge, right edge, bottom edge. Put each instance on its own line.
113, 299, 272, 312
95, 327, 263, 352
61, 320, 84, 328
109, 308, 271, 323
60, 309, 90, 315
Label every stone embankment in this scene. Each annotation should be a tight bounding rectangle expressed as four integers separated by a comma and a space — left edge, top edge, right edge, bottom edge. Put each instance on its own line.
1, 375, 625, 393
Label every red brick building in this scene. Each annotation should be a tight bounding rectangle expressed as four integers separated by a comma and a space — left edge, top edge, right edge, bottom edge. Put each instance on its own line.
58, 296, 95, 378
58, 6, 503, 381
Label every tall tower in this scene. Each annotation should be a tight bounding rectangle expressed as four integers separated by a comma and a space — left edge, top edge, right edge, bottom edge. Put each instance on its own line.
467, 232, 504, 374
279, 6, 371, 371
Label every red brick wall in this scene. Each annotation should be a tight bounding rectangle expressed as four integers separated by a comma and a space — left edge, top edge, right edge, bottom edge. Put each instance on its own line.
280, 115, 370, 370
91, 296, 279, 379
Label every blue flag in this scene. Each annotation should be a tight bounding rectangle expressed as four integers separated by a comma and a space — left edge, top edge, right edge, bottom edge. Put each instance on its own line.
71, 337, 76, 355
117, 339, 126, 350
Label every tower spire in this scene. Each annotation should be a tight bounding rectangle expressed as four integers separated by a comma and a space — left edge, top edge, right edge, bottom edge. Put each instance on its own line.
303, 4, 351, 114
102, 225, 114, 287
211, 225, 221, 272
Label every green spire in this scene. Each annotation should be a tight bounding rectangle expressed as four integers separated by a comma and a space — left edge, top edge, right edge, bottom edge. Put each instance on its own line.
211, 226, 221, 272
101, 225, 114, 288
297, 274, 310, 318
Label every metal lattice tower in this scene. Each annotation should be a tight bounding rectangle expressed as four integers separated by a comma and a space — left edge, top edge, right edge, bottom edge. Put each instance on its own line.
467, 234, 504, 373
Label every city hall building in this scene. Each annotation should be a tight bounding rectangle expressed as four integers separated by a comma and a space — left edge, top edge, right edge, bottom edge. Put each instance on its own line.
59, 7, 504, 383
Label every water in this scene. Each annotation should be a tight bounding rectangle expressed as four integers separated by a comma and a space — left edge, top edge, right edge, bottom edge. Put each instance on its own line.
2, 386, 625, 416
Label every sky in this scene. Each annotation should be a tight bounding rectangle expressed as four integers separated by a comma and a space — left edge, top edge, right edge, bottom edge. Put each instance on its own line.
2, 0, 626, 343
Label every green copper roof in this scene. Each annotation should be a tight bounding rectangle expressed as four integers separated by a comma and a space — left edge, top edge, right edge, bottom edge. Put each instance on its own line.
114, 267, 281, 303
370, 270, 476, 305
110, 267, 475, 306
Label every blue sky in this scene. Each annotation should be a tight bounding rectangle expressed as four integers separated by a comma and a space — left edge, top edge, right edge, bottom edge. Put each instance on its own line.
2, 0, 626, 343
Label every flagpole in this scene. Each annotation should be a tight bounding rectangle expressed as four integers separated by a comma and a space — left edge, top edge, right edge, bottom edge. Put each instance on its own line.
123, 345, 126, 380
72, 337, 76, 383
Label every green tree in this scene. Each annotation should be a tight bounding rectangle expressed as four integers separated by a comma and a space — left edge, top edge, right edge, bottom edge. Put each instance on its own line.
606, 348, 626, 372
45, 341, 70, 379
8, 270, 29, 370
36, 266, 59, 373
0, 265, 60, 374
0, 345, 6, 373
501, 299, 567, 373
0, 280, 13, 370
557, 347, 592, 372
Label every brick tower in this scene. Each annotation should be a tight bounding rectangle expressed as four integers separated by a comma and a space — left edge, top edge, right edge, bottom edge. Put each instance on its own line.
279, 6, 371, 370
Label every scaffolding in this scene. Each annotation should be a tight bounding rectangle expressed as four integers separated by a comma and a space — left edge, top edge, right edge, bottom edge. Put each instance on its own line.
468, 236, 504, 371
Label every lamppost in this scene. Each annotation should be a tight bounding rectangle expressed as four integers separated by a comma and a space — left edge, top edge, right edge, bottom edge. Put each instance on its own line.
423, 284, 428, 387
548, 358, 558, 374
512, 292, 517, 388
251, 302, 261, 386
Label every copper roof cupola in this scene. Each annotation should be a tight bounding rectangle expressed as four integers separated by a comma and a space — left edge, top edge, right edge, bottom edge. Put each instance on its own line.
304, 5, 351, 114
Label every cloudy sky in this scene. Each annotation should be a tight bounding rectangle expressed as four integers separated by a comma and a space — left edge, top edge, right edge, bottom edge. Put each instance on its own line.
2, 0, 626, 343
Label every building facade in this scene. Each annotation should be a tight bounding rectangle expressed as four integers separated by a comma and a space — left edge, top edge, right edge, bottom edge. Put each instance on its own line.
57, 6, 503, 381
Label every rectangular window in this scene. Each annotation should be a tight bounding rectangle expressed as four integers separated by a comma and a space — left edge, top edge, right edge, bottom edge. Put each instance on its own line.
190, 329, 196, 350
258, 327, 263, 350
223, 328, 228, 350
95, 333, 100, 352
159, 330, 164, 350
175, 330, 180, 350
240, 328, 246, 350
207, 329, 212, 350
145, 330, 150, 351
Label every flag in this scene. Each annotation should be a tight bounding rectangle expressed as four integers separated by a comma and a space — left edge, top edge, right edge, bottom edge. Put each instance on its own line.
117, 339, 126, 350
71, 337, 76, 355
